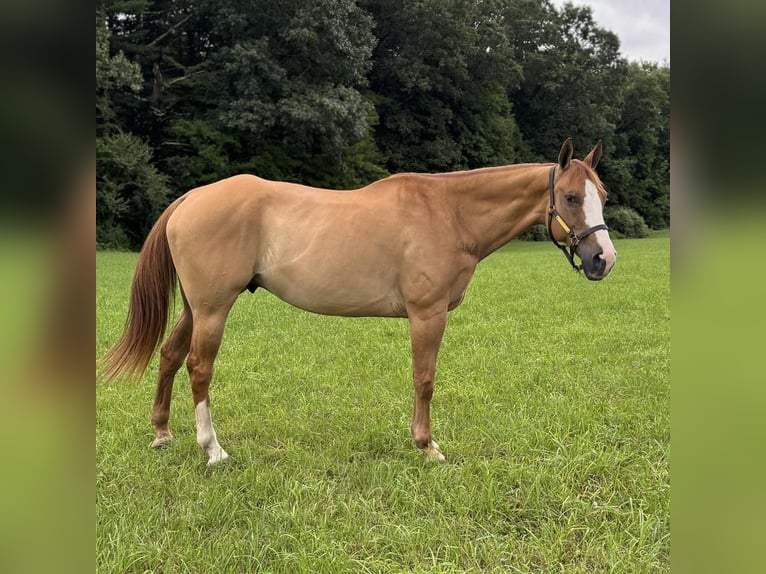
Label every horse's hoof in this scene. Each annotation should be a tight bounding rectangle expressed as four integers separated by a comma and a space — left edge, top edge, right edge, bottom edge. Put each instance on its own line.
150, 431, 174, 449
206, 448, 229, 466
423, 441, 446, 464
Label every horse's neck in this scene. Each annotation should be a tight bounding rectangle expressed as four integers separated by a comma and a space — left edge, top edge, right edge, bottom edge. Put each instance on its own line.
445, 164, 551, 259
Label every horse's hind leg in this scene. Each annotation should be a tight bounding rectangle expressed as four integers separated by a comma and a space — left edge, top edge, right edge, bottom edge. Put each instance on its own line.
150, 301, 192, 448
186, 305, 234, 466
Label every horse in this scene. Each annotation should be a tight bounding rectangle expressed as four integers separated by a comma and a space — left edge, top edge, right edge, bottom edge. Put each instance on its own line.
101, 138, 616, 465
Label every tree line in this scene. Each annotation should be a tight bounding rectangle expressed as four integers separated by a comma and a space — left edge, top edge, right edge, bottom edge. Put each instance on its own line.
97, 0, 669, 250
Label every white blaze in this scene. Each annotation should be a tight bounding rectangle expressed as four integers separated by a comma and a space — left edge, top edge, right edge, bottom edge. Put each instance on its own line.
583, 180, 617, 273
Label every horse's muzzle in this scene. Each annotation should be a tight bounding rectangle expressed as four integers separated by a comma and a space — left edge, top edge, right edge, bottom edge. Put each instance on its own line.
582, 248, 616, 281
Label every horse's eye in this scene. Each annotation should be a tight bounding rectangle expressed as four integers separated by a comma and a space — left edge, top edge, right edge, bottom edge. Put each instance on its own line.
564, 194, 577, 205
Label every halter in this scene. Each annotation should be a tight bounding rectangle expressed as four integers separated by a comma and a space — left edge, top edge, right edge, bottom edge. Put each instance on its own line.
546, 165, 609, 271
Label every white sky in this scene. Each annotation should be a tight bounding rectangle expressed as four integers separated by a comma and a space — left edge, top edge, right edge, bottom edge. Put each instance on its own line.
549, 0, 670, 64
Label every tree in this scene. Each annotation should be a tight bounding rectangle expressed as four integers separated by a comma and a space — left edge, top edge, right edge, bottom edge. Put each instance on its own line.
96, 132, 171, 249
511, 2, 627, 160
368, 0, 526, 173
609, 62, 670, 228
209, 0, 383, 186
100, 0, 383, 190
96, 13, 170, 249
100, 0, 232, 188
96, 13, 142, 133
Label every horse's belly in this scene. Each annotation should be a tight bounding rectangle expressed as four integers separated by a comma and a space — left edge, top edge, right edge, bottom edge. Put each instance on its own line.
258, 266, 405, 318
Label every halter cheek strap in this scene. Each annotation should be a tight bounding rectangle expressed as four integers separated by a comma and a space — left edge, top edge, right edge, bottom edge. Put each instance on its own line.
546, 166, 609, 271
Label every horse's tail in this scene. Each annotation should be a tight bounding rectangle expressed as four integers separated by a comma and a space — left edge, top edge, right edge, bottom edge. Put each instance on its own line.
101, 197, 185, 382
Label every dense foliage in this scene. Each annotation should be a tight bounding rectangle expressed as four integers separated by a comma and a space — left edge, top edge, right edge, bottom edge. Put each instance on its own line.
96, 0, 669, 249
604, 205, 651, 239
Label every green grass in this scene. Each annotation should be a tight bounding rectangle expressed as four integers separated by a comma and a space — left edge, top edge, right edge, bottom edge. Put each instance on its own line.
97, 236, 669, 573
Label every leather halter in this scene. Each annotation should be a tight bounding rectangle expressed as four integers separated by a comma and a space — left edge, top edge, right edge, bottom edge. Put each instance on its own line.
546, 165, 609, 271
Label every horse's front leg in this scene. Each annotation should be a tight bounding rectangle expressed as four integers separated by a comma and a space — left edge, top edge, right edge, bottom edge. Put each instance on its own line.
407, 305, 447, 463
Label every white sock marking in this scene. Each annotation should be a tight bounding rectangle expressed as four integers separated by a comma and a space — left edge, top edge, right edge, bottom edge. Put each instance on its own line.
195, 400, 228, 465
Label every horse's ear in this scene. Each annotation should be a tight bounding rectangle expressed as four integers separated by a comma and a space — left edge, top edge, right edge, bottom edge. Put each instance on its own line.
558, 138, 573, 170
583, 140, 603, 170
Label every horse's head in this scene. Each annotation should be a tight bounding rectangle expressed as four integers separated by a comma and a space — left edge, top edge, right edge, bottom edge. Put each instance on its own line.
547, 138, 617, 281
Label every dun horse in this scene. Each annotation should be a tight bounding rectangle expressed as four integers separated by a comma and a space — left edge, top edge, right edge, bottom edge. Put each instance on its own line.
102, 138, 616, 465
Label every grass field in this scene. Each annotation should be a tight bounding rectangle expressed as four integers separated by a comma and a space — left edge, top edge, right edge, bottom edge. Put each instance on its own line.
96, 234, 669, 573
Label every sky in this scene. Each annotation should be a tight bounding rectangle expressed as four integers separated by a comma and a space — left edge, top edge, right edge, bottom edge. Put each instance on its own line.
549, 0, 670, 64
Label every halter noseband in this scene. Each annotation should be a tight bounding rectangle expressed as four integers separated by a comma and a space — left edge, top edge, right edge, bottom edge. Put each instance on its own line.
546, 165, 609, 271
